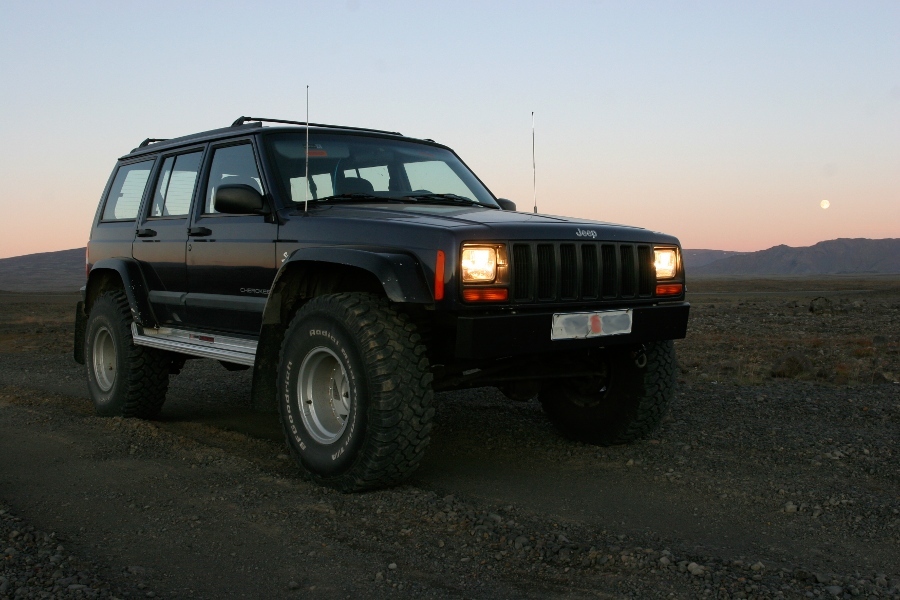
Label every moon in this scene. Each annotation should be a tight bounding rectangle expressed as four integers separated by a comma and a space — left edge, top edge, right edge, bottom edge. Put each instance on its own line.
820, 200, 830, 209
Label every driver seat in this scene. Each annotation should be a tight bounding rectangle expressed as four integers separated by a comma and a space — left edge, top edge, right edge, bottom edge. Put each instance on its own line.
336, 175, 375, 195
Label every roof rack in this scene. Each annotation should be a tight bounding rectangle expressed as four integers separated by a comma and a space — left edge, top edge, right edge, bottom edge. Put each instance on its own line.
231, 116, 403, 137
138, 138, 168, 148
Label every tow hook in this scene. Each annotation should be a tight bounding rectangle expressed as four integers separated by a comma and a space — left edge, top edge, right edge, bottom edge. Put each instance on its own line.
633, 345, 648, 368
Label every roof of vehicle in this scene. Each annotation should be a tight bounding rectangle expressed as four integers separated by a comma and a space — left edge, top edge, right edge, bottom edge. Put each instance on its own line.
120, 116, 446, 161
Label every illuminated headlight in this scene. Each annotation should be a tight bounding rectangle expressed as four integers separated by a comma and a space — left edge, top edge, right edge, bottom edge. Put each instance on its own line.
654, 248, 678, 279
461, 247, 497, 282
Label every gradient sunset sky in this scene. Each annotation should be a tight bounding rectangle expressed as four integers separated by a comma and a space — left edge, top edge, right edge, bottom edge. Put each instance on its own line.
0, 1, 897, 259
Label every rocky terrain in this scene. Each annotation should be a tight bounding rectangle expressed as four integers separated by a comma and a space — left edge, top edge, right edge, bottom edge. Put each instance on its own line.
0, 277, 898, 599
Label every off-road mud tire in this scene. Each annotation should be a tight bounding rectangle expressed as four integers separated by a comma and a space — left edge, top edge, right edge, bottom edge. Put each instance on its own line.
84, 291, 170, 418
539, 340, 676, 445
277, 293, 434, 492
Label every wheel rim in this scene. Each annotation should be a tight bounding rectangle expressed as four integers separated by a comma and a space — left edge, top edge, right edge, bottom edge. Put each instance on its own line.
297, 347, 352, 444
92, 326, 117, 392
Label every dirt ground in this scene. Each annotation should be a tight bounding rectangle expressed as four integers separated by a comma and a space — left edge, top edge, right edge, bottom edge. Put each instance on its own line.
0, 277, 898, 599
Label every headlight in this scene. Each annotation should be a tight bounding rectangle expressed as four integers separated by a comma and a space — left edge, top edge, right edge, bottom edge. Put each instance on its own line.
654, 248, 678, 279
461, 247, 497, 282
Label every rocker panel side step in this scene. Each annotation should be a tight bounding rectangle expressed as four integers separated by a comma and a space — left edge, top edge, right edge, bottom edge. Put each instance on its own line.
131, 324, 257, 366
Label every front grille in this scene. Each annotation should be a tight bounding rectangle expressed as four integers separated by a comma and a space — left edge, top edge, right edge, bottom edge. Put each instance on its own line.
510, 241, 654, 303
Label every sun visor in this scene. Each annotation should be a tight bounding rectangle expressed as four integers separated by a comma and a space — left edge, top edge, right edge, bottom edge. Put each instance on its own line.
272, 139, 350, 159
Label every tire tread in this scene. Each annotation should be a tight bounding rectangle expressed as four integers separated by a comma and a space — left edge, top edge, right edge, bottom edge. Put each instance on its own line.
89, 291, 170, 419
279, 293, 433, 491
540, 340, 676, 445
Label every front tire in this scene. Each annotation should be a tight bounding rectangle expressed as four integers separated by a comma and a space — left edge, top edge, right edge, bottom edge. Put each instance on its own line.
84, 291, 170, 418
277, 293, 433, 491
539, 341, 676, 445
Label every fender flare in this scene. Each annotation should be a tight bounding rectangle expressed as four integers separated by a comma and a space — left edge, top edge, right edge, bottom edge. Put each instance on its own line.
263, 247, 432, 323
250, 247, 433, 412
87, 258, 159, 328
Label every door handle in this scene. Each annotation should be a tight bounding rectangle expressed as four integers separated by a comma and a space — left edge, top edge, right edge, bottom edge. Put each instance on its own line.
136, 228, 157, 238
188, 227, 212, 237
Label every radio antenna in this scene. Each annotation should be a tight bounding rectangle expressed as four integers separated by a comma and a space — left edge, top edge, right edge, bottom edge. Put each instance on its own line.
304, 85, 310, 213
532, 112, 537, 214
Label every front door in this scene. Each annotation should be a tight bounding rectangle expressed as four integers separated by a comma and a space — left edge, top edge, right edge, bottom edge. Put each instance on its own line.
185, 141, 277, 335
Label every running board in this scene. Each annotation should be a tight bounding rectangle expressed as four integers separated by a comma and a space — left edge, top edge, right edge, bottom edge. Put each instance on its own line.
131, 324, 257, 366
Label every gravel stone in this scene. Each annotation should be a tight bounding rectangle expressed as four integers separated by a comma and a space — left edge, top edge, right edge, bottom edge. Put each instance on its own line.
1, 282, 899, 599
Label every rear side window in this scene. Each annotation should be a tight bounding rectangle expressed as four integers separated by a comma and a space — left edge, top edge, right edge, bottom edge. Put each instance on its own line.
149, 151, 203, 217
101, 160, 154, 221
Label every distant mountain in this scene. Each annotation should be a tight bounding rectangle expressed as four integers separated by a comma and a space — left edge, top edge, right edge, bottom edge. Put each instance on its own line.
1, 239, 898, 292
691, 238, 900, 276
0, 248, 85, 292
682, 249, 748, 269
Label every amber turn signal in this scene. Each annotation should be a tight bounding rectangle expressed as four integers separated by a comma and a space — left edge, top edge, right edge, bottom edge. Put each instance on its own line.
462, 288, 509, 302
434, 250, 445, 300
655, 283, 683, 296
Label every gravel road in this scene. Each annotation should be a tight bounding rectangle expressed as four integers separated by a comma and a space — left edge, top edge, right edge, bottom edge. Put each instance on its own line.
1, 279, 898, 599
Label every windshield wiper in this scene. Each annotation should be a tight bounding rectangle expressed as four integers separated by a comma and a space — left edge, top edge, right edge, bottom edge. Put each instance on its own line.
315, 193, 415, 204
402, 193, 484, 206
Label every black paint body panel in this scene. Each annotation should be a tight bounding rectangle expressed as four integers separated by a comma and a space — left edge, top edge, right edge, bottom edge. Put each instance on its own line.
451, 303, 690, 360
84, 122, 690, 377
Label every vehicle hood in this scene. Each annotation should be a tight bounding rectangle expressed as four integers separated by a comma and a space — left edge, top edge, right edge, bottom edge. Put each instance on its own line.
292, 203, 680, 245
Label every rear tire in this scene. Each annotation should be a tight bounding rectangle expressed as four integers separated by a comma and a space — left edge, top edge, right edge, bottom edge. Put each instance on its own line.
84, 291, 170, 418
539, 341, 675, 445
277, 293, 433, 492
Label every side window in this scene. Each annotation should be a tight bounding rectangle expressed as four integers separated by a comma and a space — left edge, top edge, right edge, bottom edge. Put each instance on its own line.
343, 166, 389, 192
101, 160, 154, 221
149, 151, 203, 217
404, 160, 474, 199
205, 144, 263, 213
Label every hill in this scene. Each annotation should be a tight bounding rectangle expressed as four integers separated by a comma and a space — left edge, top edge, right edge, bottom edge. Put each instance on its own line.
690, 238, 900, 276
1, 239, 898, 292
682, 249, 747, 269
0, 248, 85, 292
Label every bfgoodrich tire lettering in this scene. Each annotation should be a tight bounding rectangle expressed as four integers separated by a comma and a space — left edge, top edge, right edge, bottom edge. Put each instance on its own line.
277, 293, 433, 492
539, 340, 676, 445
84, 291, 170, 418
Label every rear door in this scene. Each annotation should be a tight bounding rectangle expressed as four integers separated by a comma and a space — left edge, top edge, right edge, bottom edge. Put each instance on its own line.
91, 158, 156, 267
132, 147, 204, 326
184, 139, 277, 334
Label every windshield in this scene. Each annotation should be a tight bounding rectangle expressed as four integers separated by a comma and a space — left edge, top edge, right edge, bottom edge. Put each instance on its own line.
264, 132, 498, 207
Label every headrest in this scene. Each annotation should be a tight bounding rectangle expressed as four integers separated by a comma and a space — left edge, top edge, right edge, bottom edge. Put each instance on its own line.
338, 176, 374, 195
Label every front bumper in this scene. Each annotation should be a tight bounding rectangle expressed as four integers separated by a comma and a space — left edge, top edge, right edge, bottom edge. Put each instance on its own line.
453, 302, 690, 360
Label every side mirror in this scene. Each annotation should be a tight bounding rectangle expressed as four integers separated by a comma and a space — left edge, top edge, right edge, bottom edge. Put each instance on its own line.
496, 198, 516, 211
215, 184, 268, 214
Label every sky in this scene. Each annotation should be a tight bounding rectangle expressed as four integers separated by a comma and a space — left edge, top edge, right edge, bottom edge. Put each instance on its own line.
0, 0, 898, 259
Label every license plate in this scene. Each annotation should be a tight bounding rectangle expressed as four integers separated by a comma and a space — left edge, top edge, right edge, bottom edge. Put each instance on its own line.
551, 309, 633, 340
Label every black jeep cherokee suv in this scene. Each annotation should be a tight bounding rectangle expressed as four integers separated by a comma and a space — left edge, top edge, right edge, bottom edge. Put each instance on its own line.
74, 117, 689, 491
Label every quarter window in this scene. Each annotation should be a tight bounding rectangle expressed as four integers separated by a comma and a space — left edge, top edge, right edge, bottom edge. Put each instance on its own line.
101, 160, 154, 221
149, 151, 203, 217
